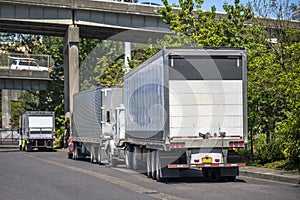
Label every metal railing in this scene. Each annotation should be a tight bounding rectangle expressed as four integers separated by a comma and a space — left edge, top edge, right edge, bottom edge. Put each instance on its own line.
0, 52, 53, 69
0, 129, 19, 144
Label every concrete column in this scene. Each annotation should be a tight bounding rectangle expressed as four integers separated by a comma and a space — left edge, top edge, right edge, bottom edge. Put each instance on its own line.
124, 42, 131, 67
63, 25, 79, 117
1, 89, 11, 129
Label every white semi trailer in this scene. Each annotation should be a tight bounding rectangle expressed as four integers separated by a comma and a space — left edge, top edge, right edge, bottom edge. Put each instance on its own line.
68, 47, 247, 182
67, 87, 124, 164
19, 111, 55, 151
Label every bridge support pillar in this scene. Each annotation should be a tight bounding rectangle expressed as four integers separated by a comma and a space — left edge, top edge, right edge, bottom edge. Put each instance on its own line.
1, 89, 11, 129
63, 25, 79, 145
63, 25, 79, 117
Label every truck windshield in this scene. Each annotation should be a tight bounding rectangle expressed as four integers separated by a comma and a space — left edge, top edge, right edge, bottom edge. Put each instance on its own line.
30, 131, 52, 134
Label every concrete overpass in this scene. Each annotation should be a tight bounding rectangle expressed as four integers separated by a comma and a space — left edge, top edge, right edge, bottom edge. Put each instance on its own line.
0, 0, 170, 42
0, 69, 50, 90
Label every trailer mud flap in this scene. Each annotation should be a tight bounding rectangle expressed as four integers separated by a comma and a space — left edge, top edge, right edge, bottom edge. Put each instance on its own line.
220, 167, 239, 177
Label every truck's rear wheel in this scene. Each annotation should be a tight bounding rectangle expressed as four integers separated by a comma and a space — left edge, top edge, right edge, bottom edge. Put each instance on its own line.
90, 146, 96, 163
125, 146, 133, 169
90, 152, 94, 163
97, 147, 102, 165
68, 153, 73, 159
146, 149, 152, 178
132, 146, 140, 170
25, 144, 31, 152
155, 151, 164, 182
151, 150, 156, 180
73, 143, 78, 160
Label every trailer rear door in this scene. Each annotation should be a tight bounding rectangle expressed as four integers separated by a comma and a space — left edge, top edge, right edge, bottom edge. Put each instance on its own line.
168, 54, 244, 139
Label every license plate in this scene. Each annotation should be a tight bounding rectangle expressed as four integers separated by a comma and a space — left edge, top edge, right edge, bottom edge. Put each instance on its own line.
202, 157, 212, 163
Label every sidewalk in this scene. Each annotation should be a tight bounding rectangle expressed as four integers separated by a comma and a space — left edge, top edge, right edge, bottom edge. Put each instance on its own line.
240, 166, 300, 184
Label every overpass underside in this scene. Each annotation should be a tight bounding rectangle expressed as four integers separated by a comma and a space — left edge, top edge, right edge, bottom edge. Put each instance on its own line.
0, 69, 50, 90
0, 0, 170, 42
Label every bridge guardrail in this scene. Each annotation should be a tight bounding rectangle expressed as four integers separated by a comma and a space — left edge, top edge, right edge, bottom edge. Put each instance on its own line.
0, 129, 19, 145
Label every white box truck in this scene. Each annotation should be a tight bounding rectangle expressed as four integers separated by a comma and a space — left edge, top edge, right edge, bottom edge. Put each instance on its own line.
68, 47, 247, 182
19, 111, 55, 151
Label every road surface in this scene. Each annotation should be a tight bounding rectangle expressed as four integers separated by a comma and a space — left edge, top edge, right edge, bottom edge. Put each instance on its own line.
0, 147, 299, 200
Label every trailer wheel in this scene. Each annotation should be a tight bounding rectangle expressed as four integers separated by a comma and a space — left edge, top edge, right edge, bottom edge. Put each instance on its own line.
90, 152, 94, 163
151, 150, 156, 180
25, 144, 31, 152
132, 146, 140, 170
125, 146, 133, 169
155, 151, 164, 182
97, 147, 102, 165
68, 152, 73, 159
90, 146, 97, 163
146, 150, 152, 178
73, 143, 78, 160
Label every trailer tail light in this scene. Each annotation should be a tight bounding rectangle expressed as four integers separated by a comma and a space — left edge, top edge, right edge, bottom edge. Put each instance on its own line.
229, 141, 244, 147
170, 143, 185, 148
194, 159, 200, 163
215, 158, 220, 162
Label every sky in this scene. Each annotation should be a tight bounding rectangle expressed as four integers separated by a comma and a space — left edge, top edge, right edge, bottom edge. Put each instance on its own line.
138, 0, 300, 13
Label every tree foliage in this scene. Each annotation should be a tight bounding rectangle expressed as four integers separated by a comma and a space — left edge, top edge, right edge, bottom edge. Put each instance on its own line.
159, 0, 300, 170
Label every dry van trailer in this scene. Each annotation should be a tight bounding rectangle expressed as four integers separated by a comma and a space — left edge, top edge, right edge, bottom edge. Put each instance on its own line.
123, 47, 247, 181
67, 87, 124, 165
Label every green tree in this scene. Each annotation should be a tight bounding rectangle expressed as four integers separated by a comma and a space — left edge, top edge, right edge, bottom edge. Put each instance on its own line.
159, 0, 300, 170
159, 0, 254, 47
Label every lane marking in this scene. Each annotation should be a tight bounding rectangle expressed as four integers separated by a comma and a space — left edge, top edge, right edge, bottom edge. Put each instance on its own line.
29, 155, 186, 200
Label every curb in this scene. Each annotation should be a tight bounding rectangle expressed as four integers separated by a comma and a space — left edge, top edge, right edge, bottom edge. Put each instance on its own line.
239, 170, 300, 185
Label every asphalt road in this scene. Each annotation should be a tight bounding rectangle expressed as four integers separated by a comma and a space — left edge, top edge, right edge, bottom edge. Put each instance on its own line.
0, 147, 299, 200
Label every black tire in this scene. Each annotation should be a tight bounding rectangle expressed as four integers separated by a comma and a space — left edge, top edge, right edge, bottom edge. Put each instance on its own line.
125, 146, 133, 169
68, 153, 73, 159
73, 143, 78, 160
97, 147, 102, 165
132, 146, 139, 170
90, 152, 94, 163
155, 151, 164, 182
146, 150, 152, 178
25, 144, 31, 152
151, 150, 156, 180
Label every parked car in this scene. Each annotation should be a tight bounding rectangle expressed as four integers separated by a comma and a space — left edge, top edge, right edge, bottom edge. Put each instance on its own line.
10, 57, 48, 71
